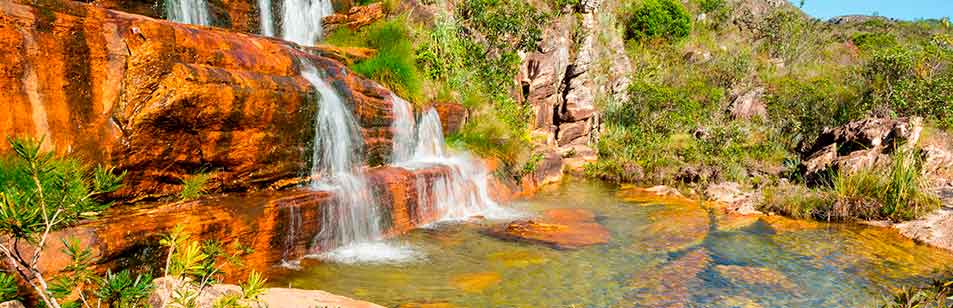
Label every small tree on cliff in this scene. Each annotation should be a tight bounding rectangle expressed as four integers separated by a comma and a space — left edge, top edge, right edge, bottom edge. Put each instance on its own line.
0, 137, 125, 307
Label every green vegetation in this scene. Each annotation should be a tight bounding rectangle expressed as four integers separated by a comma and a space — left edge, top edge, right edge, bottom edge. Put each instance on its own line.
623, 0, 691, 42
0, 137, 145, 308
179, 172, 211, 201
882, 279, 953, 308
759, 148, 940, 222
326, 18, 423, 101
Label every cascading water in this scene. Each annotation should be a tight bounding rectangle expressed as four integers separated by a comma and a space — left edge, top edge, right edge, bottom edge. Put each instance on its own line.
390, 95, 416, 163
258, 0, 275, 36
280, 0, 334, 45
390, 99, 518, 222
299, 60, 418, 264
166, 0, 211, 26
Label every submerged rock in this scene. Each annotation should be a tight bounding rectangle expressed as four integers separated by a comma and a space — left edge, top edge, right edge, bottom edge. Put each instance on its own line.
626, 249, 712, 307
149, 277, 385, 308
487, 250, 550, 268
451, 272, 502, 293
632, 203, 710, 253
485, 208, 610, 250
714, 265, 796, 290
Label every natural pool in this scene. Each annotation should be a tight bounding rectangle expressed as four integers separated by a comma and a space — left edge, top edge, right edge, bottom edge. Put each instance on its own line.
268, 179, 953, 307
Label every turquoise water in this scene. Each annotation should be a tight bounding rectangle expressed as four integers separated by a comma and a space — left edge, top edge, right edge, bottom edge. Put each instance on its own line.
269, 179, 953, 307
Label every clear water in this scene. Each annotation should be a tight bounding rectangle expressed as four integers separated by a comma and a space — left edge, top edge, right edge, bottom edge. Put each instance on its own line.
269, 178, 953, 307
165, 0, 211, 26
390, 96, 416, 164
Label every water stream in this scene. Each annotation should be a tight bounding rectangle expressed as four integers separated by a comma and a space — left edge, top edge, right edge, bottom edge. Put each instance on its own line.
258, 0, 275, 36
269, 179, 953, 307
279, 0, 334, 45
165, 0, 211, 26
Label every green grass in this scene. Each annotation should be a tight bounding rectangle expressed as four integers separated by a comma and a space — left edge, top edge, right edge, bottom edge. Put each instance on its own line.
179, 173, 211, 201
326, 18, 424, 102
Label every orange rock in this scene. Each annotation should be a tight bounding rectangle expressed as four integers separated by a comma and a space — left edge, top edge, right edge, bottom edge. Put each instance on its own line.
322, 2, 386, 33
0, 0, 402, 200
486, 208, 610, 250
714, 265, 797, 290
631, 203, 710, 253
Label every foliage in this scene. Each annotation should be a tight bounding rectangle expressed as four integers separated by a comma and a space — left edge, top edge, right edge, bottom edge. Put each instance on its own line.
327, 18, 424, 102
161, 226, 261, 308
0, 137, 125, 308
757, 9, 825, 64
179, 172, 211, 201
0, 273, 18, 302
94, 270, 154, 308
624, 0, 691, 42
761, 148, 940, 221
882, 280, 953, 308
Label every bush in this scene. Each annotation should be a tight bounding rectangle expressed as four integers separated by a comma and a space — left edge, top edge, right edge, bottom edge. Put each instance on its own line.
326, 18, 424, 101
882, 280, 953, 308
758, 9, 825, 64
624, 0, 691, 42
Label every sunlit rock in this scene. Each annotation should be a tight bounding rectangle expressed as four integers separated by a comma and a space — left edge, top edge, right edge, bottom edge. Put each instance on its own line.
150, 277, 386, 308
485, 208, 610, 250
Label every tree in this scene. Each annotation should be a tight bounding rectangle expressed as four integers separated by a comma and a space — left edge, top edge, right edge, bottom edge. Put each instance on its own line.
624, 0, 691, 42
0, 137, 125, 308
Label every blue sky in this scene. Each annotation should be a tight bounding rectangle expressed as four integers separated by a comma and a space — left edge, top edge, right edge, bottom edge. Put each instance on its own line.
789, 0, 952, 21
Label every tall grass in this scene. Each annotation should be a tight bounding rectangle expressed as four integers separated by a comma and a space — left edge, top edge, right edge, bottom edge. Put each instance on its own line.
326, 18, 424, 102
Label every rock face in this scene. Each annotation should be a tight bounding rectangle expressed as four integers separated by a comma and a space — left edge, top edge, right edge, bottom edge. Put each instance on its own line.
150, 276, 386, 308
486, 208, 610, 249
517, 1, 631, 169
33, 165, 506, 281
0, 0, 403, 199
322, 2, 385, 34
799, 117, 922, 183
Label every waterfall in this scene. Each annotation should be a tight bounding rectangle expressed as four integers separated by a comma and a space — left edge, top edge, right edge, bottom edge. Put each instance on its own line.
280, 0, 334, 45
390, 99, 518, 222
390, 95, 416, 163
299, 60, 418, 264
166, 0, 211, 26
258, 0, 275, 36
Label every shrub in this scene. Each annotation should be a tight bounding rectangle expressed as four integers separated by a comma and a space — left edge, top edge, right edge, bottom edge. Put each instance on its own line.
757, 9, 824, 64
327, 18, 424, 101
882, 280, 953, 308
179, 172, 211, 201
624, 0, 691, 42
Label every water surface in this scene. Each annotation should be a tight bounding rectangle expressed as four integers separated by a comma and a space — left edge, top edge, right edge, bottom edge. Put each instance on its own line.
269, 179, 953, 307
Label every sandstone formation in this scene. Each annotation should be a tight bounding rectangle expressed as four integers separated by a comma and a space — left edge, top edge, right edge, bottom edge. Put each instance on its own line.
517, 0, 631, 170
0, 0, 403, 200
149, 276, 386, 308
32, 165, 505, 281
322, 2, 385, 34
485, 208, 610, 249
799, 117, 922, 183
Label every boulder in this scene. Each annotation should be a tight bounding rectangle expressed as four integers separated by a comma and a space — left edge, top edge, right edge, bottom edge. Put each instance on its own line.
729, 87, 767, 120
705, 182, 763, 215
0, 0, 400, 200
485, 208, 610, 249
149, 277, 385, 308
0, 301, 24, 308
799, 117, 922, 183
322, 2, 386, 33
895, 205, 953, 252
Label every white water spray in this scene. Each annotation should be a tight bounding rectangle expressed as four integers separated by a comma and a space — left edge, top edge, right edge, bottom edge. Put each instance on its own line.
280, 0, 334, 45
390, 95, 416, 163
299, 61, 390, 261
166, 0, 211, 26
391, 99, 519, 222
258, 0, 275, 36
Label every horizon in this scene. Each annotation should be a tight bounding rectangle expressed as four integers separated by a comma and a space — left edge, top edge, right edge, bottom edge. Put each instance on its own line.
788, 0, 953, 21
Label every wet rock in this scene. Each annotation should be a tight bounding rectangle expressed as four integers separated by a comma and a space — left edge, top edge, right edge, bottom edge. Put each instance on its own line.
712, 296, 763, 308
486, 208, 610, 250
760, 215, 822, 234
626, 249, 712, 307
0, 0, 402, 199
433, 102, 468, 135
716, 213, 761, 231
799, 117, 922, 184
705, 182, 763, 215
729, 87, 767, 120
397, 302, 456, 308
451, 272, 502, 293
714, 265, 796, 290
322, 2, 386, 33
149, 277, 385, 308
